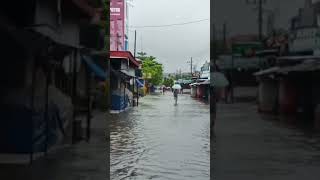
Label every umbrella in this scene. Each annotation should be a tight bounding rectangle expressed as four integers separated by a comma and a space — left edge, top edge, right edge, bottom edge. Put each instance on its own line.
211, 72, 229, 87
172, 84, 182, 89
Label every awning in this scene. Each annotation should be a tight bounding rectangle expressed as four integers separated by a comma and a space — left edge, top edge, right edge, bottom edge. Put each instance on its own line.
197, 80, 210, 85
277, 55, 320, 62
254, 60, 320, 76
256, 49, 278, 57
253, 67, 280, 76
120, 69, 135, 77
110, 51, 140, 67
81, 55, 106, 80
279, 60, 320, 73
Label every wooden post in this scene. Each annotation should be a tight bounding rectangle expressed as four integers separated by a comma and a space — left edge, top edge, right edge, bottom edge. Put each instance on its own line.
86, 66, 91, 142
231, 54, 235, 104
134, 31, 137, 58
72, 50, 78, 144
132, 77, 135, 107
137, 78, 139, 106
44, 65, 49, 155
107, 58, 111, 110
29, 58, 37, 165
123, 80, 126, 109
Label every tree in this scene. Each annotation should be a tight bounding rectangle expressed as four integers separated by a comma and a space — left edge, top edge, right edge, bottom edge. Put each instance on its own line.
137, 52, 163, 86
163, 78, 174, 87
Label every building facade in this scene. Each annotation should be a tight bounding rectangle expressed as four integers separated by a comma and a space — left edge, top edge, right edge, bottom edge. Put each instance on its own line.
110, 0, 130, 51
289, 0, 320, 54
0, 0, 105, 163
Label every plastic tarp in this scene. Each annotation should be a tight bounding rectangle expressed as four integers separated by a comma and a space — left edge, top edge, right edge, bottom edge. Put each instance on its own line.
211, 72, 229, 87
0, 85, 72, 153
82, 55, 106, 80
136, 79, 144, 88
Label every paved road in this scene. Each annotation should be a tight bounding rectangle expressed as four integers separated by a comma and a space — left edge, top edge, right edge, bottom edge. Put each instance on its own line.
110, 93, 210, 180
213, 102, 320, 180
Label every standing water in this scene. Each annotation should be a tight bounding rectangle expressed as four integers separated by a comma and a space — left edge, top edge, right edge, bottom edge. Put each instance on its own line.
110, 94, 210, 179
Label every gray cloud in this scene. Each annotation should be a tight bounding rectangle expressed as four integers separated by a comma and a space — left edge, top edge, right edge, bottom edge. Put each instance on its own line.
128, 0, 210, 73
213, 0, 305, 36
127, 0, 307, 73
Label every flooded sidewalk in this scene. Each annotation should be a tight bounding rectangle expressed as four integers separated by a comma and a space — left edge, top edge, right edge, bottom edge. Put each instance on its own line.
110, 93, 210, 179
213, 102, 320, 180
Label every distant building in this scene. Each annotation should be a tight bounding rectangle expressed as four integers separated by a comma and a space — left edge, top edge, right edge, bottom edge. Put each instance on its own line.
110, 0, 130, 51
289, 0, 320, 55
200, 61, 210, 79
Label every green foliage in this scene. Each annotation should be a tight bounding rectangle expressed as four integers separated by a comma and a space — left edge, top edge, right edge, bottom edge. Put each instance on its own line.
137, 52, 163, 86
163, 78, 174, 87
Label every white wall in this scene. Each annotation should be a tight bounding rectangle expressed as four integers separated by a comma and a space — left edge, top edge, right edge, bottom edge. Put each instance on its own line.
290, 27, 320, 52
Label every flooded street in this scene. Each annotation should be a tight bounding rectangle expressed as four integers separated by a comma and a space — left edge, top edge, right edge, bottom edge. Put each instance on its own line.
110, 93, 210, 179
213, 101, 320, 180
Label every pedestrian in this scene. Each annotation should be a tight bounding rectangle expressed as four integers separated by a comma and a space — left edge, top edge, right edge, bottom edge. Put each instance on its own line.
173, 88, 178, 105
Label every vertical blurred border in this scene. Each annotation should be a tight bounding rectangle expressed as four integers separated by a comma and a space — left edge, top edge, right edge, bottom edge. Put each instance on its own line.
210, 0, 215, 179
104, 0, 110, 179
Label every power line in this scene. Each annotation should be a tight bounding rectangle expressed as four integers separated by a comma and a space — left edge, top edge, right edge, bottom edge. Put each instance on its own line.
129, 18, 209, 28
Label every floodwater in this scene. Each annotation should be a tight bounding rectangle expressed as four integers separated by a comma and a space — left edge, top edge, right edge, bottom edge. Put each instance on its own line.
110, 93, 210, 179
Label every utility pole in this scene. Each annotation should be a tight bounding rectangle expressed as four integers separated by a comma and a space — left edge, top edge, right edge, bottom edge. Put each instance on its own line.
246, 0, 266, 42
223, 22, 227, 53
187, 57, 193, 77
258, 0, 263, 41
134, 30, 137, 58
190, 57, 193, 77
212, 24, 217, 68
140, 35, 143, 53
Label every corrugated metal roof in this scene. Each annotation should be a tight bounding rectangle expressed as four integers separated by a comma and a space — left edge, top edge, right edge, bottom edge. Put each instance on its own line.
110, 51, 140, 67
277, 55, 320, 61
254, 60, 320, 76
279, 61, 320, 73
254, 67, 280, 76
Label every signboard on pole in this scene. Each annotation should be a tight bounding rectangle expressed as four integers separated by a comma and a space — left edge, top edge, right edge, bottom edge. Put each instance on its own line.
110, 0, 125, 51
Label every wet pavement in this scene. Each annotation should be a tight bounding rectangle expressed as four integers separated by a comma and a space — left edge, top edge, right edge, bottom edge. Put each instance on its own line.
110, 93, 210, 179
213, 101, 320, 180
0, 111, 106, 180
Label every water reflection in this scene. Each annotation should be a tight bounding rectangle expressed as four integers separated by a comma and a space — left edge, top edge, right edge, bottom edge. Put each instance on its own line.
110, 94, 210, 179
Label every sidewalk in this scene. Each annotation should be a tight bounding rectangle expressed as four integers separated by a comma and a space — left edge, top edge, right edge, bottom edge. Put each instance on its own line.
213, 102, 320, 180
0, 111, 107, 180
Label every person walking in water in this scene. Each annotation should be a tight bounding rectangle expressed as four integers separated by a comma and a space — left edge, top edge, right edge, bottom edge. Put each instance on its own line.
162, 86, 165, 95
173, 88, 178, 105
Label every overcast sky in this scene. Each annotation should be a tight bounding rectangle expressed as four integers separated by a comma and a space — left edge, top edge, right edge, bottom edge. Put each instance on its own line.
127, 0, 310, 73
213, 0, 306, 37
128, 0, 210, 73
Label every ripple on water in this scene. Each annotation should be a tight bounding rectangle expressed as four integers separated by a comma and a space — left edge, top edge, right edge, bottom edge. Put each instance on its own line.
111, 95, 210, 179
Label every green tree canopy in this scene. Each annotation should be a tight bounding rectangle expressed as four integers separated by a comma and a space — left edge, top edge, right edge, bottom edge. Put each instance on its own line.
163, 78, 174, 87
137, 52, 163, 86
